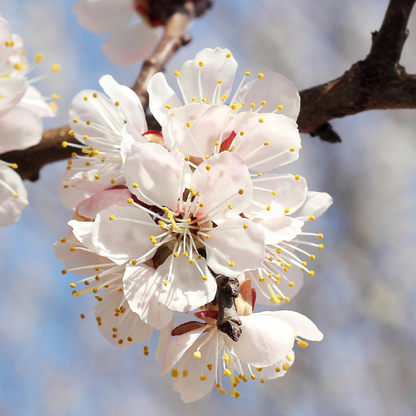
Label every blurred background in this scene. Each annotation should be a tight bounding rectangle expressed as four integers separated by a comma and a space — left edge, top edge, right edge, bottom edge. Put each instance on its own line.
1, 0, 416, 415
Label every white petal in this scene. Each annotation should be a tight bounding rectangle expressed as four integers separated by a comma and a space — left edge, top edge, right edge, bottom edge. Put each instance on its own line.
180, 48, 238, 105
0, 165, 27, 226
156, 319, 174, 366
123, 263, 173, 329
161, 325, 208, 376
91, 205, 162, 264
272, 310, 324, 341
99, 74, 147, 135
191, 152, 252, 222
294, 191, 333, 220
148, 72, 182, 126
0, 106, 42, 152
18, 85, 56, 118
232, 112, 301, 171
102, 21, 163, 66
258, 216, 304, 244
206, 217, 265, 277
235, 71, 300, 121
95, 287, 151, 348
122, 142, 184, 208
259, 350, 295, 381
73, 0, 134, 34
225, 312, 295, 367
247, 173, 308, 217
0, 75, 27, 111
154, 255, 216, 312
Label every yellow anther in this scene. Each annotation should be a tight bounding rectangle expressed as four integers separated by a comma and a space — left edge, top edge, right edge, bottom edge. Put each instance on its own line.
127, 337, 133, 342
289, 281, 295, 287
109, 215, 115, 220
61, 269, 67, 275
69, 247, 76, 252
68, 130, 75, 137
11, 163, 18, 169
223, 369, 232, 377
200, 375, 208, 381
83, 135, 88, 140
186, 122, 191, 127
115, 101, 120, 106
49, 102, 57, 110
226, 53, 232, 58
165, 104, 171, 109
245, 71, 251, 76
184, 155, 190, 161
223, 354, 229, 363
60, 237, 67, 243
266, 205, 271, 211
202, 276, 208, 281
257, 173, 262, 176
127, 198, 134, 204
230, 104, 236, 110
131, 260, 137, 265
318, 233, 324, 239
240, 131, 245, 136
110, 179, 116, 184
174, 71, 180, 77
238, 189, 244, 195
258, 73, 264, 79
192, 97, 196, 102
318, 244, 324, 249
188, 259, 194, 264
207, 364, 213, 371
298, 340, 309, 348
275, 367, 281, 372
204, 234, 210, 239
199, 202, 204, 207
197, 255, 202, 259
132, 183, 139, 188
309, 215, 315, 221
250, 103, 255, 109
182, 252, 188, 257
193, 351, 202, 359
171, 369, 179, 378
182, 370, 188, 378
277, 104, 284, 111
94, 174, 100, 180
52, 64, 61, 72
35, 53, 43, 63
205, 165, 211, 171
202, 97, 207, 103
83, 96, 88, 101
228, 204, 233, 209
282, 363, 290, 371
285, 297, 290, 303
69, 283, 76, 288
229, 261, 235, 267
73, 118, 78, 123
259, 277, 265, 282
260, 101, 266, 106
251, 374, 256, 380
62, 141, 68, 148
199, 61, 204, 67
163, 280, 168, 286
93, 93, 98, 98
219, 388, 227, 395
290, 147, 295, 152
264, 141, 269, 146
284, 208, 290, 214
80, 314, 85, 319
243, 224, 249, 229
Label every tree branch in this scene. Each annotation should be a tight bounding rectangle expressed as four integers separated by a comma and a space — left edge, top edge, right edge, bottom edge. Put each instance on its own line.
298, 0, 416, 141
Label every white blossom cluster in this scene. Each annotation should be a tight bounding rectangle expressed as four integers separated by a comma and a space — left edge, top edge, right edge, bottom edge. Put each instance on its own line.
54, 47, 332, 402
0, 15, 57, 226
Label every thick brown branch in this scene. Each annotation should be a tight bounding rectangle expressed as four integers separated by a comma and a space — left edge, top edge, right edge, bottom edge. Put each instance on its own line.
299, 0, 416, 139
132, 2, 195, 109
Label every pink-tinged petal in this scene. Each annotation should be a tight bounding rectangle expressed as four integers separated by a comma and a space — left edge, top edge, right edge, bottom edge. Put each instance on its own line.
76, 187, 132, 220
155, 318, 174, 366
235, 71, 300, 121
258, 216, 304, 244
148, 72, 182, 126
191, 152, 252, 222
247, 173, 308, 217
73, 0, 134, 34
95, 288, 152, 348
99, 74, 147, 136
68, 219, 95, 252
294, 191, 333, 220
272, 310, 324, 341
0, 165, 27, 226
154, 254, 216, 312
123, 263, 173, 329
179, 48, 238, 105
231, 112, 301, 171
53, 234, 114, 277
0, 106, 42, 152
206, 217, 265, 277
122, 142, 184, 208
91, 205, 162, 264
69, 89, 124, 150
102, 21, 163, 66
0, 76, 27, 110
18, 85, 56, 118
0, 17, 13, 67
161, 325, 209, 376
58, 158, 125, 210
224, 313, 295, 367
161, 103, 212, 154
